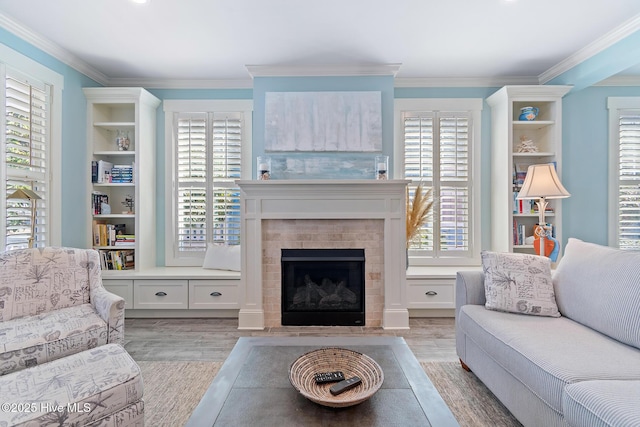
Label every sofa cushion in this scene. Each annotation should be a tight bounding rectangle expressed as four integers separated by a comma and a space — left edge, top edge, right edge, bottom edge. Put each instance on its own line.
0, 247, 95, 322
0, 343, 143, 426
0, 303, 108, 375
481, 250, 560, 317
553, 238, 640, 349
563, 380, 640, 427
458, 304, 640, 415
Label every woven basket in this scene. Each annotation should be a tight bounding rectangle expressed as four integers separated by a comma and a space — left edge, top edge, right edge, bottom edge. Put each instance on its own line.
289, 347, 384, 408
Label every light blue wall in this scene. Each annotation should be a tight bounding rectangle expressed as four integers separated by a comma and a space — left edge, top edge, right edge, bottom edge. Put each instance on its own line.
562, 86, 640, 246
0, 29, 101, 249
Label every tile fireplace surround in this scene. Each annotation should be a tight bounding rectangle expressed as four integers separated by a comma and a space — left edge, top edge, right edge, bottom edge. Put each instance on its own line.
236, 180, 410, 330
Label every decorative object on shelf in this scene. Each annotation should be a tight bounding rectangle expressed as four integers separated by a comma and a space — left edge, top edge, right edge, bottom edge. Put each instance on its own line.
516, 135, 538, 153
375, 155, 388, 180
116, 130, 130, 151
406, 182, 434, 249
7, 188, 41, 248
257, 156, 271, 180
122, 195, 134, 214
519, 106, 539, 121
516, 163, 570, 261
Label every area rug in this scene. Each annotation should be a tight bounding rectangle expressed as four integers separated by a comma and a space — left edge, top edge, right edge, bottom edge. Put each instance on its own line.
140, 360, 520, 426
421, 362, 522, 427
138, 361, 222, 427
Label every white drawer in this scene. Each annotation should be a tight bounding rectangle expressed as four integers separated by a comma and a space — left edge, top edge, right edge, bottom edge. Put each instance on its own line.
103, 279, 133, 310
407, 280, 455, 309
133, 280, 188, 309
189, 280, 239, 309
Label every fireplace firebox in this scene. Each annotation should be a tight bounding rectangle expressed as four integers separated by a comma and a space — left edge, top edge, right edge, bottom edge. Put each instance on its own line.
281, 248, 365, 326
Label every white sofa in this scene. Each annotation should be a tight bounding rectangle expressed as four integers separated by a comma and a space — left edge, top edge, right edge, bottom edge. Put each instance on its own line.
0, 247, 125, 375
456, 239, 640, 427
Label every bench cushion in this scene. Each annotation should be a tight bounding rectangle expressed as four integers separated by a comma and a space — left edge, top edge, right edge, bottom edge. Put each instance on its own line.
0, 343, 143, 426
0, 303, 108, 375
563, 380, 640, 427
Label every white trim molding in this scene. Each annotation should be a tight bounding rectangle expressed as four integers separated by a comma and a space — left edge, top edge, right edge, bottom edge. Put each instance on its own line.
246, 63, 402, 78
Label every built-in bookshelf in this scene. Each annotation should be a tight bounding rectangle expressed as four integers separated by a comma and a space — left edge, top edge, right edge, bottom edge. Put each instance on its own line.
487, 85, 571, 258
84, 88, 160, 273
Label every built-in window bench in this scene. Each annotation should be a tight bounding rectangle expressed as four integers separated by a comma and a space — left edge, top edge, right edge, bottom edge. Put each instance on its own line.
406, 265, 481, 318
102, 267, 241, 318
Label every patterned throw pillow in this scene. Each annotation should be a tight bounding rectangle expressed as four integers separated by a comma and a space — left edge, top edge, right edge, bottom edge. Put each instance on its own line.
481, 251, 560, 317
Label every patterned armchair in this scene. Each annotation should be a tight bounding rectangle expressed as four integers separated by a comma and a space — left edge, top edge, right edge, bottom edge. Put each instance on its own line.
0, 247, 125, 375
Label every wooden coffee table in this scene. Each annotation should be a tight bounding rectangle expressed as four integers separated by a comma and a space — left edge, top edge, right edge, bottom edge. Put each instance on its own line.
186, 336, 459, 427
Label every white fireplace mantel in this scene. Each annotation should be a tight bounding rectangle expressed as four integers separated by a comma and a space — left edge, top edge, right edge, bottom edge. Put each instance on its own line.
236, 180, 410, 330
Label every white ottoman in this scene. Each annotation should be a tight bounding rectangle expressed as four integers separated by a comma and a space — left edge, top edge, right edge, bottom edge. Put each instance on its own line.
0, 344, 143, 426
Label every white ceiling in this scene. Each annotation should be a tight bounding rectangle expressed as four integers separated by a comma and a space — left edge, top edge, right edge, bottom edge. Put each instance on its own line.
1, 0, 640, 86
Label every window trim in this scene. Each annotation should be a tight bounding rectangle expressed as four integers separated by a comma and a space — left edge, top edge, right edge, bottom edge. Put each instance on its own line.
394, 98, 482, 266
0, 44, 63, 248
163, 99, 252, 266
607, 97, 640, 249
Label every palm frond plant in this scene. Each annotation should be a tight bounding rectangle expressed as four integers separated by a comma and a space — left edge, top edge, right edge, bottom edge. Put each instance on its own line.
406, 183, 434, 249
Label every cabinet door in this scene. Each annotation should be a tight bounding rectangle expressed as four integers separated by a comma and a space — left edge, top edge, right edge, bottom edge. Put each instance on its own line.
407, 279, 455, 309
134, 280, 188, 309
189, 280, 240, 309
103, 279, 133, 310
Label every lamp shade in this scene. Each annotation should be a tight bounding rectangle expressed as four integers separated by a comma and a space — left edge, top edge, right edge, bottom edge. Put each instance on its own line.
7, 188, 41, 200
516, 164, 570, 200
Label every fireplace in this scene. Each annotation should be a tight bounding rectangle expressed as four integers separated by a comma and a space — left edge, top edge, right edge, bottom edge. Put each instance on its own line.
281, 248, 365, 326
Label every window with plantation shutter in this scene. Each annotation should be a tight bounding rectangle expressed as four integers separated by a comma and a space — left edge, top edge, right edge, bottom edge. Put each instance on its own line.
164, 100, 252, 266
3, 72, 49, 250
608, 98, 640, 250
395, 99, 482, 265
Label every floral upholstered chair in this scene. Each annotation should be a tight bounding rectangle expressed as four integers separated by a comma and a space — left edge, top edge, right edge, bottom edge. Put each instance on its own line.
0, 247, 125, 375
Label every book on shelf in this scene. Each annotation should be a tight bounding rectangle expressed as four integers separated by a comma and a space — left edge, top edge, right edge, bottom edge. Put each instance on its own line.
114, 234, 135, 246
91, 192, 109, 215
97, 160, 113, 183
92, 222, 127, 247
110, 164, 134, 183
99, 249, 135, 270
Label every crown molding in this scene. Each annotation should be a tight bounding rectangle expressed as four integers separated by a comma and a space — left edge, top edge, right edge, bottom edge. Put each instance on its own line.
394, 76, 540, 88
539, 14, 640, 84
594, 75, 640, 86
108, 77, 254, 89
246, 63, 402, 78
0, 13, 109, 85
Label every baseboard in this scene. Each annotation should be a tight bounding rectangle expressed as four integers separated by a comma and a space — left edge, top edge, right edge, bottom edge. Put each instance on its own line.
409, 308, 455, 318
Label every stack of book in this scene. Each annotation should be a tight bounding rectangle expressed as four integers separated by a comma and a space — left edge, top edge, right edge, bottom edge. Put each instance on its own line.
114, 234, 135, 247
110, 165, 134, 183
93, 222, 126, 246
91, 192, 109, 215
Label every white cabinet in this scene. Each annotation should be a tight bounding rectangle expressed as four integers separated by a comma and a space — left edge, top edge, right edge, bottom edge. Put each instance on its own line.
407, 279, 455, 309
486, 86, 571, 258
189, 280, 240, 309
83, 88, 160, 274
133, 280, 189, 309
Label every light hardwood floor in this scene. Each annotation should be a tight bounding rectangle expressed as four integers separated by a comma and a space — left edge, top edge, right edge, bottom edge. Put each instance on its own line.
124, 317, 458, 363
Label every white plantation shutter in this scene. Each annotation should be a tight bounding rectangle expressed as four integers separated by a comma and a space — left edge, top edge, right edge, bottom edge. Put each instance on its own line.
175, 112, 242, 253
617, 112, 640, 250
404, 111, 472, 257
4, 73, 49, 249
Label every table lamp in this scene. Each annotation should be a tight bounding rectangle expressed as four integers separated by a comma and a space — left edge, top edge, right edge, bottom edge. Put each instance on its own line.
7, 188, 42, 248
516, 164, 570, 257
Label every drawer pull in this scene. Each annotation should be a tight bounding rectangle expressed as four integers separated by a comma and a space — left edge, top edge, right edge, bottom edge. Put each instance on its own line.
155, 291, 168, 296
425, 291, 438, 296
210, 291, 222, 297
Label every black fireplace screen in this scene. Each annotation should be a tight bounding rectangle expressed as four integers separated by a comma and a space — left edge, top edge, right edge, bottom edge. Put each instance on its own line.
281, 248, 365, 326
